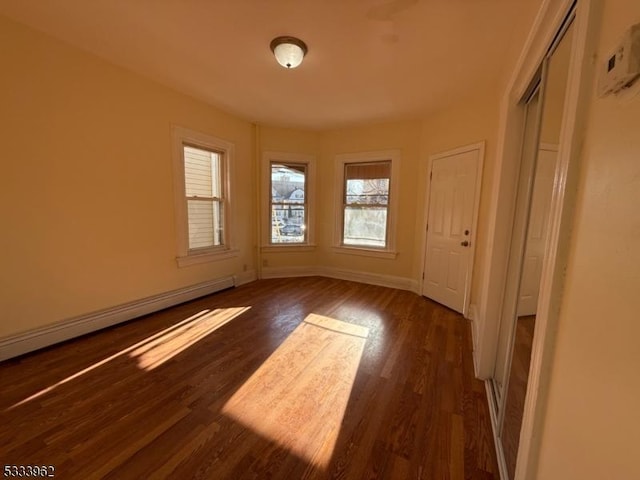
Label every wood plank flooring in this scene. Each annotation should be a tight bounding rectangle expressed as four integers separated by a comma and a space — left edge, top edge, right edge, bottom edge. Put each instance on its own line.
0, 277, 499, 479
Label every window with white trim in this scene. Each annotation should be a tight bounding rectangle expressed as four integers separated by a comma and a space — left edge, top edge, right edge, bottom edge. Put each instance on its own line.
261, 152, 316, 250
184, 145, 225, 249
335, 151, 399, 257
343, 161, 391, 248
270, 162, 307, 244
172, 127, 236, 266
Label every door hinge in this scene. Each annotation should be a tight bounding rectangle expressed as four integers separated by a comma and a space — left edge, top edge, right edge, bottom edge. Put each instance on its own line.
430, 171, 432, 181
426, 223, 429, 232
422, 272, 425, 280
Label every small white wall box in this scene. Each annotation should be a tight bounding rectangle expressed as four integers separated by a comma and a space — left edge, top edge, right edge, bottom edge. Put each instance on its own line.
598, 23, 640, 97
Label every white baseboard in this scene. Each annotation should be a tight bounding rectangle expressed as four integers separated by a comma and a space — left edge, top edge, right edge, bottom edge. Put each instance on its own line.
233, 269, 258, 286
261, 265, 418, 293
260, 266, 317, 279
320, 266, 416, 292
0, 276, 237, 362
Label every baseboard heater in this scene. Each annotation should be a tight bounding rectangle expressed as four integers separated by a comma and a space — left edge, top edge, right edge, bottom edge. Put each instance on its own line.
0, 276, 235, 362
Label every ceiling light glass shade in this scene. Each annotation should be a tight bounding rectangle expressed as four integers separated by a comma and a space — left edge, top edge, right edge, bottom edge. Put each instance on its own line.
270, 36, 308, 69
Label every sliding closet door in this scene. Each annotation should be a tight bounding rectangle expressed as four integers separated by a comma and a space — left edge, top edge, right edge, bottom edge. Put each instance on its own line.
493, 85, 542, 404
494, 18, 576, 480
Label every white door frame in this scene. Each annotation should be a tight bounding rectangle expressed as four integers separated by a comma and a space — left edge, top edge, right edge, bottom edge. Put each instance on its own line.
420, 141, 485, 318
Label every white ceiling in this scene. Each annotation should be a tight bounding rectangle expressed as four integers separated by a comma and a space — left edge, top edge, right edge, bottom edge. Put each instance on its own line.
0, 0, 542, 129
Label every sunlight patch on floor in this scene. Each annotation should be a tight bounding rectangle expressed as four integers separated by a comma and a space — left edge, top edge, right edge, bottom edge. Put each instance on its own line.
222, 313, 369, 469
6, 307, 250, 411
131, 307, 250, 371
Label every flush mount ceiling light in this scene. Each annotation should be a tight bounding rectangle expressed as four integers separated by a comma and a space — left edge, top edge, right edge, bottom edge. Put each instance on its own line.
270, 36, 308, 69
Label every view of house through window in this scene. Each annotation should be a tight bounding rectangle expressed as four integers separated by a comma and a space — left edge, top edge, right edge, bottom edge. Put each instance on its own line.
270, 162, 307, 243
184, 145, 225, 250
343, 161, 391, 248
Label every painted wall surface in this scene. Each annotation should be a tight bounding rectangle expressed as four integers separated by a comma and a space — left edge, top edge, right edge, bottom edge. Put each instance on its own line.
419, 94, 501, 307
0, 16, 255, 338
318, 121, 423, 280
534, 1, 640, 478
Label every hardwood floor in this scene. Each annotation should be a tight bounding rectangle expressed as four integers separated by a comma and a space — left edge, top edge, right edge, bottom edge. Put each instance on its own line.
0, 277, 499, 479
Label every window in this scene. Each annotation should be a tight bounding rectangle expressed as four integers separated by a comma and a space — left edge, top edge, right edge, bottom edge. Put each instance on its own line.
343, 161, 390, 247
172, 126, 236, 266
261, 152, 315, 250
270, 162, 307, 244
184, 145, 225, 249
334, 151, 399, 258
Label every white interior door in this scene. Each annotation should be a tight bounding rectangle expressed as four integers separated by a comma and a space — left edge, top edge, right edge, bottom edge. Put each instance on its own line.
422, 147, 480, 314
517, 145, 557, 316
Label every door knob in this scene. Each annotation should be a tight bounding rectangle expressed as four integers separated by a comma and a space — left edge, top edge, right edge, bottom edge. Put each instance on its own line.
461, 240, 469, 247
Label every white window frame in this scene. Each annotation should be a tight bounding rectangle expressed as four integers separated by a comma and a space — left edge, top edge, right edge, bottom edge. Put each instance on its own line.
261, 151, 316, 252
172, 126, 237, 267
333, 150, 400, 259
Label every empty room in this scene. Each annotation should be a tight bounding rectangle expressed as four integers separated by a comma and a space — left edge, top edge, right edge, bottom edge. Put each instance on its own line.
1, 0, 638, 479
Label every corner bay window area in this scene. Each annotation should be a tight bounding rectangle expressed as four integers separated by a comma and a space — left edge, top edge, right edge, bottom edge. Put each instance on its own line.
172, 126, 236, 267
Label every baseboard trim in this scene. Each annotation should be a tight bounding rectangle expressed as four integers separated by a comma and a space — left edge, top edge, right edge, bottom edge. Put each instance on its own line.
261, 265, 418, 293
260, 266, 317, 279
320, 266, 416, 292
0, 276, 236, 362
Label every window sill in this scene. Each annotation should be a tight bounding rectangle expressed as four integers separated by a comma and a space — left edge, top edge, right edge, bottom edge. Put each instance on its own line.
261, 244, 317, 253
331, 245, 398, 259
176, 248, 239, 267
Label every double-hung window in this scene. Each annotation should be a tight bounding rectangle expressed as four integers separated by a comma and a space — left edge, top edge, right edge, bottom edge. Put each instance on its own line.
172, 126, 236, 266
343, 161, 391, 247
261, 152, 315, 249
270, 162, 307, 244
335, 151, 399, 257
184, 145, 225, 249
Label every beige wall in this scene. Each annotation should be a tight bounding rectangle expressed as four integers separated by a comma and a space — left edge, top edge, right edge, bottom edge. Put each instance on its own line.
419, 93, 501, 306
0, 16, 256, 338
535, 1, 640, 478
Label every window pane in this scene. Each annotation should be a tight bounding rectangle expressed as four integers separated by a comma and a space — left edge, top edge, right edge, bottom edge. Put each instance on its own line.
184, 146, 213, 197
345, 178, 389, 205
343, 206, 387, 247
184, 146, 222, 199
271, 163, 306, 204
271, 204, 306, 243
270, 162, 307, 244
187, 199, 223, 249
